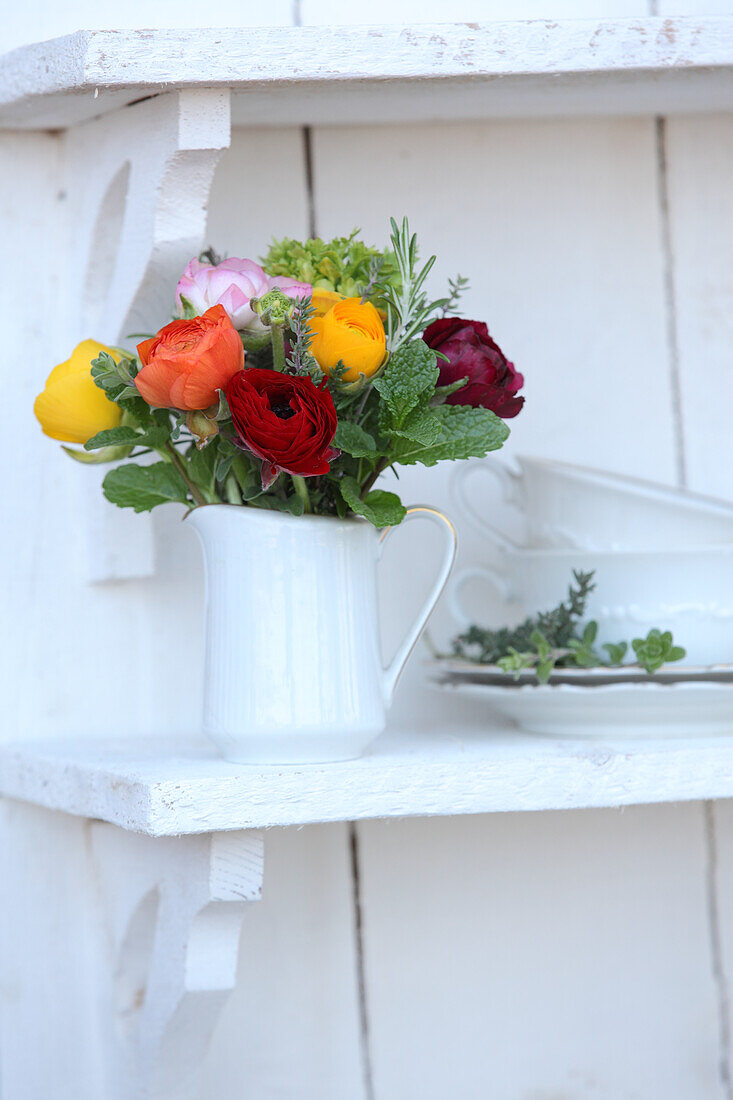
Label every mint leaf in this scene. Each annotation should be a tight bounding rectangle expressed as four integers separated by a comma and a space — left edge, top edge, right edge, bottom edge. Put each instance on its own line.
339, 476, 406, 527
85, 426, 168, 451
391, 404, 509, 466
102, 462, 190, 512
334, 421, 377, 458
390, 405, 442, 447
373, 340, 438, 428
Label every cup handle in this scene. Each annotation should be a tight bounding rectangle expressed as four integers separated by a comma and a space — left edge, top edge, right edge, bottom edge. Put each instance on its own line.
379, 505, 458, 703
451, 459, 523, 551
450, 566, 515, 629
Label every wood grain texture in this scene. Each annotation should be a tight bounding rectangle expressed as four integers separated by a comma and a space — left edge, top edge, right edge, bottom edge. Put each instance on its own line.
665, 114, 733, 501
66, 90, 230, 583
302, 0, 649, 19
358, 805, 724, 1099
1, 731, 733, 834
89, 825, 263, 1099
3, 20, 733, 128
0, 802, 108, 1100
201, 825, 367, 1099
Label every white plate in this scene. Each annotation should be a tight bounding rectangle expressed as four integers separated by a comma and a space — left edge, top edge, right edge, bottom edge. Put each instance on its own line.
427, 658, 733, 687
429, 679, 733, 739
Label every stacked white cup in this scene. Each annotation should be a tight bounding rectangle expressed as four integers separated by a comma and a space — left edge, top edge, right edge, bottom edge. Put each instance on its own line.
450, 456, 733, 667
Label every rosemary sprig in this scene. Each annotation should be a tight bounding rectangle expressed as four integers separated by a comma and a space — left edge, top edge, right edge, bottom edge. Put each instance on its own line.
375, 216, 449, 352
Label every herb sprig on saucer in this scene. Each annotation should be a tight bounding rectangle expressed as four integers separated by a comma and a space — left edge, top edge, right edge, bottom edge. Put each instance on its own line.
449, 570, 686, 683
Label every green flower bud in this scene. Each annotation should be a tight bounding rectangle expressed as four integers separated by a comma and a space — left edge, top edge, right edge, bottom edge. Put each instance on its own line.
250, 288, 293, 327
186, 409, 219, 449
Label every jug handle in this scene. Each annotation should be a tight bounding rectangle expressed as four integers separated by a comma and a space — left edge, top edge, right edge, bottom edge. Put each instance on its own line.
379, 505, 458, 704
449, 566, 515, 629
450, 460, 523, 551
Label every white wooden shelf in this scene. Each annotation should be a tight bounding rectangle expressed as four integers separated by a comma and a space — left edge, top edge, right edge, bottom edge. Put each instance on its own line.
2, 726, 733, 836
2, 18, 733, 130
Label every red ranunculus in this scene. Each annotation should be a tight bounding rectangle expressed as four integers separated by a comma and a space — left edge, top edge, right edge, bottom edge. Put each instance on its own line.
226, 368, 338, 489
423, 318, 524, 418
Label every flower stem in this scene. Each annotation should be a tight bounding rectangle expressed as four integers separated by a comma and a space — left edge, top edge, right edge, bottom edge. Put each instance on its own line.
161, 441, 208, 507
292, 474, 312, 513
360, 458, 390, 498
270, 323, 286, 372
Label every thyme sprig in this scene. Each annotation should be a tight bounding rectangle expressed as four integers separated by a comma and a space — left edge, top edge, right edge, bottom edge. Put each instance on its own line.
448, 570, 686, 683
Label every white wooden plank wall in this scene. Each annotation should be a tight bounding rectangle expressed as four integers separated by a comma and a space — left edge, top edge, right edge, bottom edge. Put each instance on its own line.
2, 3, 733, 1100
188, 101, 733, 1096
358, 806, 722, 1099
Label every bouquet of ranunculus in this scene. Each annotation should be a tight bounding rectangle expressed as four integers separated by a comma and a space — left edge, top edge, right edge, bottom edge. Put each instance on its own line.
34, 218, 524, 526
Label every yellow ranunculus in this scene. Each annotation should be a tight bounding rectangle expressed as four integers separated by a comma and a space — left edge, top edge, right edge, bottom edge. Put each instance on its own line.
309, 299, 386, 383
34, 340, 123, 444
311, 288, 344, 317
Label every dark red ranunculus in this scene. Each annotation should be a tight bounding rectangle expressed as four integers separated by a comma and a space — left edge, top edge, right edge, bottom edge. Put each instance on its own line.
422, 318, 524, 418
226, 368, 338, 489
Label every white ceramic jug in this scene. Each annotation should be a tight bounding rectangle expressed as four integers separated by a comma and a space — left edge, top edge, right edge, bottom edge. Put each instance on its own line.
188, 504, 457, 763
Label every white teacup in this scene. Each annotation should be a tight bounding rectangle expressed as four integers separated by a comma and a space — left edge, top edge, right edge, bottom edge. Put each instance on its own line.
452, 456, 733, 551
450, 542, 733, 667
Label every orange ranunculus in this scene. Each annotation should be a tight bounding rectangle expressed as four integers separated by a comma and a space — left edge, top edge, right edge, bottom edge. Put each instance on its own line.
135, 304, 244, 411
309, 298, 386, 383
311, 288, 344, 317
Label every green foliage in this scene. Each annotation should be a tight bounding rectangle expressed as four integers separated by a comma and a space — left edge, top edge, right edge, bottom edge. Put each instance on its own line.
389, 404, 509, 466
286, 295, 318, 375
464, 571, 596, 666
62, 444, 132, 465
230, 451, 265, 501
334, 421, 377, 458
187, 441, 218, 499
443, 274, 470, 316
262, 230, 399, 299
339, 477, 406, 527
389, 406, 442, 447
432, 377, 469, 404
376, 217, 450, 351
632, 629, 686, 674
103, 462, 191, 512
178, 295, 198, 319
452, 569, 686, 679
84, 426, 169, 451
91, 351, 151, 423
373, 340, 439, 428
603, 641, 628, 666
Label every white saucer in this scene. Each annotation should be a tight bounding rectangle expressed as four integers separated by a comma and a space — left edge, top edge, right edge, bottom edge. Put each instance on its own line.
429, 678, 733, 739
427, 658, 733, 688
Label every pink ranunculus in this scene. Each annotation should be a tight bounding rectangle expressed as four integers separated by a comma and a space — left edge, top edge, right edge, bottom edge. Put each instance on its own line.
175, 258, 311, 332
268, 275, 313, 300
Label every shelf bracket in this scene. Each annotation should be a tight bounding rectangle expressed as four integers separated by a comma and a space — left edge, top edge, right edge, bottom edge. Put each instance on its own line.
62, 89, 231, 583
90, 825, 263, 1100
